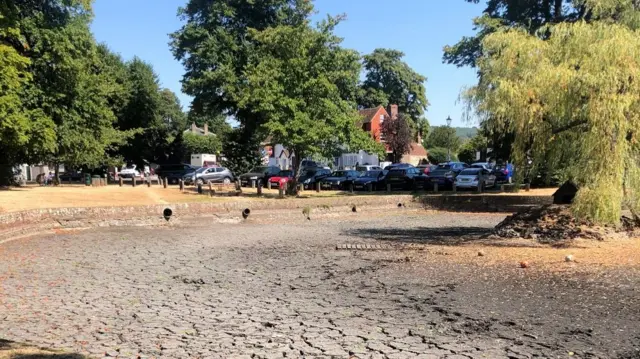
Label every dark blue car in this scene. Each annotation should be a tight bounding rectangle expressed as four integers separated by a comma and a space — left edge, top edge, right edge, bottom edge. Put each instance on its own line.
428, 162, 468, 189
352, 170, 387, 191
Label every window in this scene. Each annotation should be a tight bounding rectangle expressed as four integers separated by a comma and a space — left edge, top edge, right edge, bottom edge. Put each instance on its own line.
216, 168, 225, 172
379, 115, 385, 122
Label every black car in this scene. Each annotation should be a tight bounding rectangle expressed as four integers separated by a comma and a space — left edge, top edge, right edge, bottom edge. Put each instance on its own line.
155, 164, 199, 184
58, 171, 83, 182
352, 170, 387, 191
428, 162, 469, 189
384, 163, 415, 170
385, 167, 428, 190
320, 170, 360, 190
238, 166, 281, 187
299, 168, 332, 189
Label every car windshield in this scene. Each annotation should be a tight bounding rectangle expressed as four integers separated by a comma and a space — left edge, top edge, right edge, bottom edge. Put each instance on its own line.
301, 169, 316, 177
249, 167, 268, 173
331, 171, 346, 177
360, 171, 380, 177
460, 169, 481, 176
277, 171, 292, 177
195, 167, 209, 174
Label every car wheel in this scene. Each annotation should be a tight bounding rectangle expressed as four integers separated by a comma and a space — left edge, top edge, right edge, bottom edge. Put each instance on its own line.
223, 177, 231, 184
196, 178, 204, 185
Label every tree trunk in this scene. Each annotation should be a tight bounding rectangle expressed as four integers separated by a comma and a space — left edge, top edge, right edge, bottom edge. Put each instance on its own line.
54, 163, 60, 186
553, 0, 563, 21
287, 149, 303, 196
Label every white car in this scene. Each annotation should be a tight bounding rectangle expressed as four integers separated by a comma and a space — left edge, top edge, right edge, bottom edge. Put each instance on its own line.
455, 168, 496, 190
119, 165, 150, 179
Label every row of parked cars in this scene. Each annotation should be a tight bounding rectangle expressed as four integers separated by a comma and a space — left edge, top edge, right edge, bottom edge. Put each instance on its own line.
136, 161, 511, 192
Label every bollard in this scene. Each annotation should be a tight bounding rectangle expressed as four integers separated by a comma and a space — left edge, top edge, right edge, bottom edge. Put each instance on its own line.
235, 179, 241, 191
267, 181, 272, 190
197, 183, 203, 194
452, 182, 457, 193
257, 181, 263, 196
525, 183, 531, 192
163, 177, 168, 189
278, 187, 284, 199
477, 182, 483, 193
500, 184, 505, 193
132, 177, 136, 187
147, 178, 151, 188
349, 183, 354, 194
386, 183, 391, 193
251, 179, 256, 188
315, 182, 321, 193
209, 182, 214, 196
434, 183, 438, 193
179, 179, 184, 192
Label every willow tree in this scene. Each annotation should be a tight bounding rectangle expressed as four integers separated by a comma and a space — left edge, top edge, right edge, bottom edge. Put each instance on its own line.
466, 15, 640, 225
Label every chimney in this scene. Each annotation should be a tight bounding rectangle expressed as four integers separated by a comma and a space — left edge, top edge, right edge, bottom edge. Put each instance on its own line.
389, 104, 398, 119
204, 123, 208, 135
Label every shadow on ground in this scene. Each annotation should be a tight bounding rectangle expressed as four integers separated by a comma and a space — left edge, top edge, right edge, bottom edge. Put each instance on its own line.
0, 339, 88, 359
346, 226, 545, 248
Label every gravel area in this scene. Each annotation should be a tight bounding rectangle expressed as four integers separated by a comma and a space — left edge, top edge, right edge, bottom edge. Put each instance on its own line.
0, 211, 638, 358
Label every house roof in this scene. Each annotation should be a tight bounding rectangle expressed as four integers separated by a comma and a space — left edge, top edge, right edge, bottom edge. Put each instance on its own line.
408, 142, 428, 157
358, 106, 388, 124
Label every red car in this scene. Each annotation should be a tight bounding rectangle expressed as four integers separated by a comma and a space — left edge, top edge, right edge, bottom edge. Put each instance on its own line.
268, 170, 294, 188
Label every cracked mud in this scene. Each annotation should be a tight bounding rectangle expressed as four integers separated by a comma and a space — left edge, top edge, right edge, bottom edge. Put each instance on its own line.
0, 212, 638, 358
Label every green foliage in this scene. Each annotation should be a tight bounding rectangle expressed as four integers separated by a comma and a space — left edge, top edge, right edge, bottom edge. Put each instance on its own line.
186, 112, 231, 139
170, 0, 313, 128
427, 147, 456, 164
457, 142, 477, 164
182, 132, 221, 156
222, 128, 263, 176
381, 114, 414, 163
465, 13, 640, 224
236, 17, 381, 174
426, 126, 461, 154
455, 127, 478, 140
359, 49, 429, 123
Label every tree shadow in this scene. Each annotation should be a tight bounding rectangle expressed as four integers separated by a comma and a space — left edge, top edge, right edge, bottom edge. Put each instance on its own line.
345, 226, 544, 248
0, 339, 88, 359
6, 354, 88, 359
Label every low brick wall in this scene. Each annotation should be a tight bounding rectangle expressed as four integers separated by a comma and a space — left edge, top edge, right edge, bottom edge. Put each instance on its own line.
419, 194, 552, 213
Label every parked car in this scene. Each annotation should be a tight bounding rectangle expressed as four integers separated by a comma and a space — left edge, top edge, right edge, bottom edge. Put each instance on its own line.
119, 165, 141, 179
353, 170, 387, 191
455, 167, 496, 190
428, 162, 469, 189
471, 162, 493, 171
155, 164, 200, 184
184, 167, 235, 185
239, 166, 281, 187
493, 164, 515, 183
58, 171, 83, 182
320, 170, 360, 190
384, 163, 414, 170
356, 165, 382, 172
299, 168, 332, 189
268, 170, 295, 188
385, 167, 428, 190
416, 164, 438, 175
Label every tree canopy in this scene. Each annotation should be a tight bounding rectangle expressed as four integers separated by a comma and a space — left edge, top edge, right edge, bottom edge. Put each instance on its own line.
359, 49, 429, 124
465, 13, 640, 225
426, 126, 462, 155
235, 17, 382, 176
381, 114, 414, 163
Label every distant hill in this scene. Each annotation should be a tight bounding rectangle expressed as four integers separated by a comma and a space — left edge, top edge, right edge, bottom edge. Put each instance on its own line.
454, 127, 478, 140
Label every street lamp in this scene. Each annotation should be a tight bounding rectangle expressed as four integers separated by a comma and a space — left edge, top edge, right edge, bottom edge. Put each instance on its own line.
446, 116, 452, 162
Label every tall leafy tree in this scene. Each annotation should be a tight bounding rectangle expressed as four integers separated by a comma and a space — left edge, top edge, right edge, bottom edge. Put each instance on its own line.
170, 0, 314, 131
464, 2, 640, 225
359, 49, 429, 124
426, 126, 461, 155
381, 114, 413, 163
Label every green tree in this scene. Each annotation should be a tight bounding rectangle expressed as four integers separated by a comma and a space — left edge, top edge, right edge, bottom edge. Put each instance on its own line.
381, 114, 414, 163
170, 0, 314, 131
359, 49, 429, 123
457, 142, 477, 164
222, 128, 263, 177
235, 18, 383, 184
426, 126, 461, 158
427, 147, 456, 164
464, 8, 640, 225
182, 132, 221, 156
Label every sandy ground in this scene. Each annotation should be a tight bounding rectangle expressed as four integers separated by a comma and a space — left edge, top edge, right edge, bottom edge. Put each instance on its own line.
0, 184, 556, 213
0, 210, 638, 358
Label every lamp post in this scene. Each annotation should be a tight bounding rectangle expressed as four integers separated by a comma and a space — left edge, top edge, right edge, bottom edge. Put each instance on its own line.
446, 116, 452, 162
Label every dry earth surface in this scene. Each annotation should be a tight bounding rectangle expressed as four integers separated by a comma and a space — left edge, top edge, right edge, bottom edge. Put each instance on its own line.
0, 210, 638, 359
0, 185, 557, 213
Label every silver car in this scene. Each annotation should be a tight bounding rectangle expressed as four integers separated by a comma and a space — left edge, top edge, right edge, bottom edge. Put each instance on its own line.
455, 168, 496, 190
184, 167, 235, 185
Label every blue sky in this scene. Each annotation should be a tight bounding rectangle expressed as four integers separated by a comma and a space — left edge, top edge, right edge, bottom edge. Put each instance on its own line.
91, 0, 482, 127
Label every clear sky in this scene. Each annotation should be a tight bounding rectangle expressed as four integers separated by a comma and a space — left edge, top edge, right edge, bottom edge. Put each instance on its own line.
91, 0, 482, 127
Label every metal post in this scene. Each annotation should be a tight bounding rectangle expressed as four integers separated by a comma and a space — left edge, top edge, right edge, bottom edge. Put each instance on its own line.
147, 178, 151, 188
251, 179, 256, 188
257, 181, 263, 196
278, 187, 284, 199
452, 182, 457, 193
132, 177, 136, 187
267, 181, 272, 190
349, 183, 354, 194
525, 183, 531, 192
209, 182, 214, 197
197, 183, 203, 194
367, 183, 373, 192
386, 183, 391, 193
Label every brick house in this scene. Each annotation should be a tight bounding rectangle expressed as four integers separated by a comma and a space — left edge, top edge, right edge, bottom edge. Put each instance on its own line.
358, 104, 428, 165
